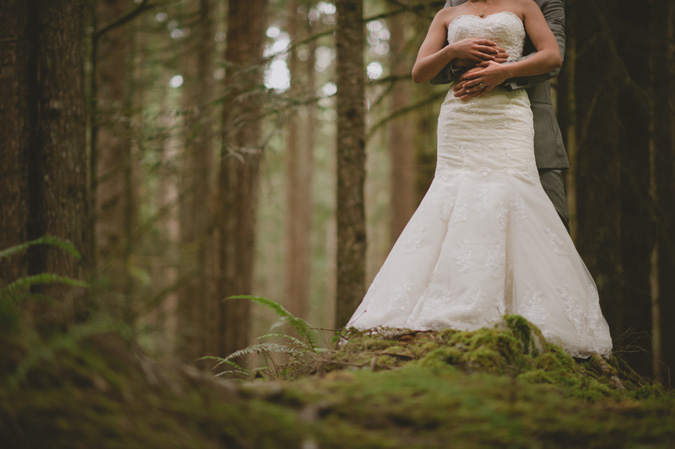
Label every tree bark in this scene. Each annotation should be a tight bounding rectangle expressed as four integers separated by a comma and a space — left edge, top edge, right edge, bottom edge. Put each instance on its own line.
334, 0, 367, 328
0, 0, 31, 282
650, 0, 675, 384
387, 12, 416, 245
218, 0, 269, 359
93, 0, 136, 320
284, 0, 315, 321
573, 0, 624, 350
556, 31, 578, 240
178, 0, 215, 362
615, 0, 654, 377
0, 0, 89, 327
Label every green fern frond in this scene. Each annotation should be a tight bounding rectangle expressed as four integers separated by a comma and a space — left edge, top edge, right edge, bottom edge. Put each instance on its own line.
197, 356, 248, 373
5, 317, 128, 390
225, 295, 319, 350
0, 236, 81, 261
213, 369, 250, 379
1, 273, 88, 297
224, 343, 306, 362
255, 333, 311, 351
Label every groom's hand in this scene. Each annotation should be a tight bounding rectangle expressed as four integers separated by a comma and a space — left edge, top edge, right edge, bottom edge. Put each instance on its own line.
453, 59, 509, 101
453, 67, 486, 101
453, 47, 508, 69
453, 50, 509, 101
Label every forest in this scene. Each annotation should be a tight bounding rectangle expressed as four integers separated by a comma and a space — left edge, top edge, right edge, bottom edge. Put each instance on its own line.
0, 0, 674, 447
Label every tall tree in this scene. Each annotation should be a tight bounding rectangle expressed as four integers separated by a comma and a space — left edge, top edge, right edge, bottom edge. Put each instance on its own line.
387, 12, 416, 244
615, 0, 654, 377
649, 0, 675, 383
218, 0, 269, 358
573, 0, 675, 378
0, 0, 30, 283
284, 0, 315, 321
334, 0, 367, 327
572, 0, 624, 353
93, 0, 136, 319
178, 0, 215, 362
0, 0, 89, 327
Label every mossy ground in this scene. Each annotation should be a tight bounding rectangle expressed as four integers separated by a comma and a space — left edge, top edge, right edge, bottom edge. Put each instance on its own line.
1, 315, 673, 448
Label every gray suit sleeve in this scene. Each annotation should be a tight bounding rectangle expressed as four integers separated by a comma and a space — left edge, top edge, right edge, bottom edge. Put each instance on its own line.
505, 0, 566, 91
429, 0, 458, 85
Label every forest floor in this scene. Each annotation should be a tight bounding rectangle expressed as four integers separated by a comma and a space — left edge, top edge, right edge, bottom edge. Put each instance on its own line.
1, 314, 674, 449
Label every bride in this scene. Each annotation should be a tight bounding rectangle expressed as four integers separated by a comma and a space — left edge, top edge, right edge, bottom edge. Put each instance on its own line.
345, 0, 613, 358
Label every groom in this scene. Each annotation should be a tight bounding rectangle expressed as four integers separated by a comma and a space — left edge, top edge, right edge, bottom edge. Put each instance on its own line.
431, 0, 570, 230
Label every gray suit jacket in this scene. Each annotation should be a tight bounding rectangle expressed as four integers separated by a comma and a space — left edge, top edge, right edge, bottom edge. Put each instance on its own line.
430, 0, 568, 169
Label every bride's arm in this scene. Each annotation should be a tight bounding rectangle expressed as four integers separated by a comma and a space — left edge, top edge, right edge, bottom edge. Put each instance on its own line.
457, 2, 562, 93
411, 9, 502, 83
505, 0, 565, 91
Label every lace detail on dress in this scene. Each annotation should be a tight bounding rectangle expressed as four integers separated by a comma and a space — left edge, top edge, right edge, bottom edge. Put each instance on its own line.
453, 239, 477, 273
482, 238, 504, 275
448, 12, 525, 63
521, 283, 549, 325
544, 226, 565, 255
403, 224, 427, 253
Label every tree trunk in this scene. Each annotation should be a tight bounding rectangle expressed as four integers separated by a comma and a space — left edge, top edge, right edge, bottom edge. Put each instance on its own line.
573, 0, 624, 349
0, 0, 31, 282
387, 12, 416, 245
334, 0, 367, 328
155, 90, 181, 356
178, 0, 215, 362
218, 0, 269, 359
93, 0, 135, 320
284, 0, 314, 321
556, 30, 578, 240
650, 0, 675, 384
0, 0, 89, 328
615, 0, 654, 377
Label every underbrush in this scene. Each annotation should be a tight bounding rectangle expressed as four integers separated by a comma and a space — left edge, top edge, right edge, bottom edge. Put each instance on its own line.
0, 283, 672, 448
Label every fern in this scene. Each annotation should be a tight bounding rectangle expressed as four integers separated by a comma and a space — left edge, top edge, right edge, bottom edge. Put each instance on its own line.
225, 295, 319, 350
197, 356, 251, 380
2, 274, 88, 297
223, 343, 306, 362
0, 236, 81, 261
255, 333, 312, 351
5, 317, 129, 390
198, 356, 248, 373
204, 296, 330, 380
250, 366, 271, 377
213, 369, 250, 379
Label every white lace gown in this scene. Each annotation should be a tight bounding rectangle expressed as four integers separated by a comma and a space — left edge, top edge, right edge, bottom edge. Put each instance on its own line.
346, 11, 613, 358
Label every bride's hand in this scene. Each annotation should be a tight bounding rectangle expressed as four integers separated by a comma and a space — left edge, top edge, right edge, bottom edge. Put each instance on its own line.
453, 46, 508, 68
449, 38, 501, 62
454, 61, 510, 101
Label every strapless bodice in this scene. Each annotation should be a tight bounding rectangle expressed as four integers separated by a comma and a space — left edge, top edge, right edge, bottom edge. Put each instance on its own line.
448, 11, 525, 62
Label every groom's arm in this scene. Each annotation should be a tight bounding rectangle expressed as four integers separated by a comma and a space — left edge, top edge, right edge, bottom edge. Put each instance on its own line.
504, 0, 565, 90
429, 0, 459, 85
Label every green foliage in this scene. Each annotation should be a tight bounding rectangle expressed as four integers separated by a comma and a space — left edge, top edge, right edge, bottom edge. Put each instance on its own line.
0, 235, 81, 261
2, 294, 672, 449
0, 236, 87, 299
0, 236, 88, 339
3, 317, 131, 391
1, 273, 88, 298
226, 295, 320, 350
200, 296, 326, 380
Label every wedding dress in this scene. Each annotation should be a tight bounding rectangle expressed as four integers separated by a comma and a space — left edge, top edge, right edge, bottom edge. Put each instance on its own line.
346, 11, 613, 358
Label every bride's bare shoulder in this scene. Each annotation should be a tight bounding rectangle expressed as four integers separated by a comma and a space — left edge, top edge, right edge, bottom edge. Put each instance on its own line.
434, 6, 461, 27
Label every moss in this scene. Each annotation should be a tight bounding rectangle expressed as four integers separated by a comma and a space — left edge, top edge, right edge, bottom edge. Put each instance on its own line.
2, 314, 673, 449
